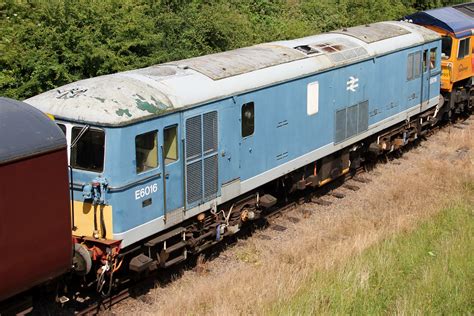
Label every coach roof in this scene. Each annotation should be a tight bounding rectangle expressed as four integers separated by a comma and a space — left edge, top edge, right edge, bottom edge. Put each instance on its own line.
0, 97, 66, 165
405, 6, 474, 38
25, 21, 439, 127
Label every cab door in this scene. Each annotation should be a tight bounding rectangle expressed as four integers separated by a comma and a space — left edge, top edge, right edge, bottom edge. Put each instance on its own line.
428, 46, 441, 103
239, 99, 256, 181
159, 113, 184, 223
406, 50, 422, 110
453, 36, 472, 82
421, 48, 431, 109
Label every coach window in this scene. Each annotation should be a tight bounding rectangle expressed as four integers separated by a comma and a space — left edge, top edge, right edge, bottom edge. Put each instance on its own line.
136, 130, 158, 173
164, 125, 178, 165
458, 38, 470, 59
242, 102, 254, 137
71, 127, 105, 172
441, 36, 452, 59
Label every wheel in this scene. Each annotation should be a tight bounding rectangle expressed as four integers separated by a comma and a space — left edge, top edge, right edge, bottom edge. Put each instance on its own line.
72, 243, 92, 276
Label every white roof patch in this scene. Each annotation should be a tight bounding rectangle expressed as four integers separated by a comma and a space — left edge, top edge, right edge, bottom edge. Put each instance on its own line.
168, 44, 306, 80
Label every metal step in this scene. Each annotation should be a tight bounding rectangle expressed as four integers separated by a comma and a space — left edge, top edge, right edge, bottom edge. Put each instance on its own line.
164, 254, 186, 268
145, 226, 185, 247
164, 241, 186, 254
421, 120, 433, 127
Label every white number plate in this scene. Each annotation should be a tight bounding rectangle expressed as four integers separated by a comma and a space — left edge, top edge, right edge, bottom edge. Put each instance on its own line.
135, 183, 158, 200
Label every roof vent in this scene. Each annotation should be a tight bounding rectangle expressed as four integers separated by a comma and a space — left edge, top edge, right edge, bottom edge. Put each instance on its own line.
294, 45, 320, 55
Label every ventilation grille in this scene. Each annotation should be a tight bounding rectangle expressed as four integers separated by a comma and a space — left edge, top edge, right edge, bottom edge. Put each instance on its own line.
295, 37, 369, 64
186, 115, 202, 161
346, 104, 359, 137
203, 111, 218, 154
186, 160, 202, 205
335, 100, 369, 143
204, 155, 218, 200
358, 101, 369, 133
327, 47, 368, 64
185, 111, 219, 206
335, 109, 347, 143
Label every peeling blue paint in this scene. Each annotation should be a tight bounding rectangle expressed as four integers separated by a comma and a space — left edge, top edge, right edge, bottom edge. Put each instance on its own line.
116, 108, 132, 117
134, 94, 171, 115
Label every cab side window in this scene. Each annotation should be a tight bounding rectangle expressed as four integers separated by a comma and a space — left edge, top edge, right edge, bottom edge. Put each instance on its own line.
242, 102, 255, 137
441, 36, 452, 59
458, 38, 470, 59
430, 48, 437, 69
422, 50, 428, 72
136, 130, 158, 173
407, 51, 421, 81
164, 125, 178, 165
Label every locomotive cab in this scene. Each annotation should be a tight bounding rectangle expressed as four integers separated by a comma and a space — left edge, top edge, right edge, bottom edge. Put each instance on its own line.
438, 32, 472, 92
406, 5, 474, 116
53, 115, 185, 248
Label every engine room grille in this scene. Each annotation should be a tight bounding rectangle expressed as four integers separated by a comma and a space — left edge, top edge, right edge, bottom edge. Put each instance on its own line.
203, 111, 218, 154
335, 100, 369, 143
185, 111, 219, 205
186, 160, 203, 205
186, 115, 202, 161
204, 155, 218, 200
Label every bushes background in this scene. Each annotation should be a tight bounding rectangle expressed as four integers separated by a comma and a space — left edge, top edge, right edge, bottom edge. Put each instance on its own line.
0, 0, 462, 99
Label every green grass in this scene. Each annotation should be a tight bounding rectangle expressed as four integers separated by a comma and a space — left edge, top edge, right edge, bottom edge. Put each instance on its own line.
271, 201, 474, 315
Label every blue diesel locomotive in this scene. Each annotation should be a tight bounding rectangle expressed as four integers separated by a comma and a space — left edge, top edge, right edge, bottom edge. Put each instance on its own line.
26, 21, 443, 282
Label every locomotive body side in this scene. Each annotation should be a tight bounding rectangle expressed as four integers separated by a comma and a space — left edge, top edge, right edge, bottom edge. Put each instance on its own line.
111, 25, 442, 248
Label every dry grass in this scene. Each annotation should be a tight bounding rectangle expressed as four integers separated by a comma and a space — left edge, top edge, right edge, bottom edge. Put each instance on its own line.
113, 120, 474, 315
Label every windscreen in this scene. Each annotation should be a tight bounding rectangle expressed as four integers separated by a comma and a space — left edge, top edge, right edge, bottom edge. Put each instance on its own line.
71, 127, 105, 172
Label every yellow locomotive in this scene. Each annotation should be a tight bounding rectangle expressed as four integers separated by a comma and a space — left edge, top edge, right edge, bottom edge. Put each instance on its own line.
407, 3, 473, 117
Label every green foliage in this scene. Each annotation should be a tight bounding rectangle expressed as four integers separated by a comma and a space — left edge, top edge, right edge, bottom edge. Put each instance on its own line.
0, 0, 463, 100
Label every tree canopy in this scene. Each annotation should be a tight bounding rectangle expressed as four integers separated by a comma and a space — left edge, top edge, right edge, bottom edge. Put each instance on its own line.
0, 0, 462, 100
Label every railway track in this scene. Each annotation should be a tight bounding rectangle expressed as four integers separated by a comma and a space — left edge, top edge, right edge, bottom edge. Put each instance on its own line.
43, 116, 472, 315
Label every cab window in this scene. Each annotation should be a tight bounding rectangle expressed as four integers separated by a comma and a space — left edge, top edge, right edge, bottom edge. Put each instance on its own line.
458, 38, 470, 59
407, 51, 421, 81
164, 125, 178, 165
422, 50, 428, 72
71, 127, 105, 172
441, 36, 452, 59
136, 131, 158, 173
430, 47, 437, 69
241, 102, 254, 137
